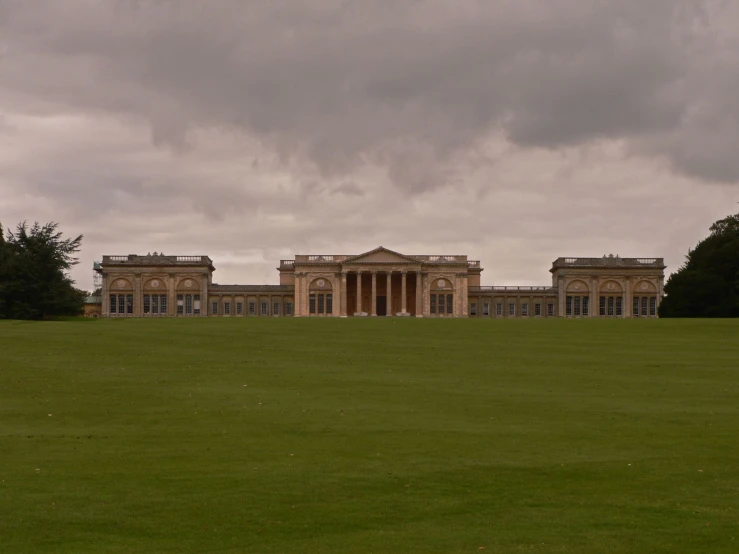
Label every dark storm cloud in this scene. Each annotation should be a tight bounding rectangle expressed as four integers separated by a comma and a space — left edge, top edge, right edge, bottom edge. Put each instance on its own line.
1, 0, 737, 189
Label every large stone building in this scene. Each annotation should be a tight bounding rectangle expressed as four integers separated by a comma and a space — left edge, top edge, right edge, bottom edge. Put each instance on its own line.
97, 247, 665, 318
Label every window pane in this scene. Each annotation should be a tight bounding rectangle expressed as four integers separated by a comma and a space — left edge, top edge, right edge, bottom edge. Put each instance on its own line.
326, 294, 333, 315
535, 303, 541, 316
430, 294, 437, 314
194, 294, 201, 315
607, 296, 614, 316
599, 296, 606, 316
566, 296, 573, 316
110, 295, 117, 314
286, 302, 292, 315
649, 297, 657, 316
438, 294, 445, 314
447, 294, 453, 314
185, 295, 193, 315
483, 303, 490, 316
224, 302, 230, 315
582, 297, 589, 316
177, 294, 184, 315
237, 302, 243, 315
470, 302, 477, 316
143, 295, 151, 314
152, 294, 159, 314
522, 303, 529, 316
642, 297, 648, 316
273, 302, 279, 315
616, 297, 622, 316
318, 294, 325, 314
126, 295, 133, 314
497, 303, 503, 316
160, 295, 167, 315
573, 297, 580, 316
547, 303, 554, 316
509, 303, 515, 316
262, 302, 268, 315
633, 297, 640, 316
118, 295, 125, 314
249, 302, 255, 315
212, 301, 218, 315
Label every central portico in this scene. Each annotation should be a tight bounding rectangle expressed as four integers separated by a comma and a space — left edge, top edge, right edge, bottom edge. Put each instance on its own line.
279, 247, 480, 317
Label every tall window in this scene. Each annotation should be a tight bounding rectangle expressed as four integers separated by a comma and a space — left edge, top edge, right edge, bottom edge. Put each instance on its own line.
326, 294, 333, 314
144, 295, 151, 314
212, 301, 218, 315
262, 302, 268, 315
249, 302, 255, 315
509, 303, 515, 316
641, 297, 648, 316
633, 297, 640, 316
185, 295, 193, 315
237, 302, 243, 315
649, 297, 657, 316
194, 295, 201, 315
309, 294, 316, 314
582, 297, 589, 317
483, 303, 490, 316
317, 294, 325, 314
547, 303, 554, 316
430, 295, 437, 314
159, 295, 167, 315
522, 303, 529, 316
573, 296, 581, 316
126, 295, 133, 314
599, 296, 606, 316
616, 297, 623, 317
566, 296, 573, 316
496, 303, 503, 316
607, 297, 614, 316
119, 295, 126, 315
110, 295, 117, 314
224, 302, 231, 315
177, 294, 184, 315
285, 302, 293, 315
273, 302, 279, 315
152, 294, 159, 315
535, 303, 541, 316
470, 302, 477, 316
446, 294, 453, 314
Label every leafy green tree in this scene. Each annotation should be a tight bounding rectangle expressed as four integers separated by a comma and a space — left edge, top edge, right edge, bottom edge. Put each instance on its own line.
0, 221, 86, 319
660, 213, 739, 317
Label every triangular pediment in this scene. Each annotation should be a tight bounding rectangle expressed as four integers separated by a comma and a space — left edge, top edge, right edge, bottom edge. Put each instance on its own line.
343, 247, 421, 264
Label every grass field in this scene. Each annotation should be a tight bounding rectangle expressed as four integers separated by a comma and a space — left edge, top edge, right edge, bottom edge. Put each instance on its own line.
1, 318, 738, 553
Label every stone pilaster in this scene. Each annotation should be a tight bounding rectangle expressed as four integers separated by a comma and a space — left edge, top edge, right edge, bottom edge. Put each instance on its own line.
386, 272, 392, 316
401, 271, 407, 315
340, 271, 348, 317
415, 271, 423, 317
168, 273, 176, 317
355, 270, 363, 316
371, 271, 377, 316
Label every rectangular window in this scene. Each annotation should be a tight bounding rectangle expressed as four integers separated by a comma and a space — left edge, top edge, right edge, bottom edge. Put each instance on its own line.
126, 295, 133, 314
177, 294, 184, 315
143, 295, 151, 314
262, 302, 268, 315
326, 294, 333, 315
273, 302, 279, 315
566, 296, 573, 316
633, 297, 640, 317
496, 303, 503, 316
607, 296, 614, 316
194, 294, 201, 315
583, 296, 589, 317
237, 302, 243, 315
642, 297, 648, 316
160, 295, 167, 315
509, 303, 515, 316
438, 294, 445, 314
573, 296, 580, 316
649, 297, 657, 316
185, 294, 193, 315
249, 301, 255, 315
600, 296, 606, 316
285, 302, 293, 315
535, 303, 541, 316
318, 294, 325, 314
547, 303, 554, 316
212, 301, 218, 315
616, 297, 622, 316
483, 302, 490, 316
152, 294, 159, 314
110, 295, 117, 314
118, 295, 126, 315
470, 302, 477, 316
522, 303, 529, 316
446, 294, 453, 314
224, 302, 231, 315
430, 294, 437, 314
309, 294, 316, 314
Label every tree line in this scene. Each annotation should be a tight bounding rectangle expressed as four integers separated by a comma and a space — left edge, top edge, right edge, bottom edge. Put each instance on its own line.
0, 222, 86, 320
659, 212, 739, 317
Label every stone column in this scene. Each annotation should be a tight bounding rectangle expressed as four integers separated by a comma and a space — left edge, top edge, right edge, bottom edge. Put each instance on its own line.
168, 274, 176, 317
133, 273, 142, 316
340, 271, 348, 317
371, 271, 377, 316
623, 278, 632, 318
355, 270, 363, 316
415, 271, 423, 317
386, 272, 392, 317
401, 271, 407, 315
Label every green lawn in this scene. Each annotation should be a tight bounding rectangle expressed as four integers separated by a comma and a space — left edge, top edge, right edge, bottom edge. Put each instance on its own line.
1, 318, 738, 553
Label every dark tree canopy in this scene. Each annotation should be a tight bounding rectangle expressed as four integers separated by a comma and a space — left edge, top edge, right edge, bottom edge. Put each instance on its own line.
0, 221, 86, 320
659, 213, 739, 318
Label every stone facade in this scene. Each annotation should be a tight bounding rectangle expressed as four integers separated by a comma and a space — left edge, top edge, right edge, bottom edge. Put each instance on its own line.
97, 248, 665, 318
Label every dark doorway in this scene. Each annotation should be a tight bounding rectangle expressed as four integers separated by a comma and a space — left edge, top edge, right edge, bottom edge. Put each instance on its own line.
377, 296, 387, 316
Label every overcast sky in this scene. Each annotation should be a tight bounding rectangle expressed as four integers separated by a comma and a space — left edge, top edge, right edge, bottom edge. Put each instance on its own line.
1, 0, 737, 291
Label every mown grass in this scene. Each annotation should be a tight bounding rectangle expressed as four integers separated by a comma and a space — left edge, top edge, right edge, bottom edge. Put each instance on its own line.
1, 318, 738, 553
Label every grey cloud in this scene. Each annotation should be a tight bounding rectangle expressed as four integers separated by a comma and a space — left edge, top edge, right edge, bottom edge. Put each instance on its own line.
1, 0, 737, 190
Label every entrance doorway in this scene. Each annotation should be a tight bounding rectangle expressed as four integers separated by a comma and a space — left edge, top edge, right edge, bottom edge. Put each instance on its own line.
377, 296, 387, 316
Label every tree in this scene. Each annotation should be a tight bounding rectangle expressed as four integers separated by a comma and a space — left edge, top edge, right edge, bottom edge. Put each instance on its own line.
0, 222, 86, 319
659, 212, 739, 318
